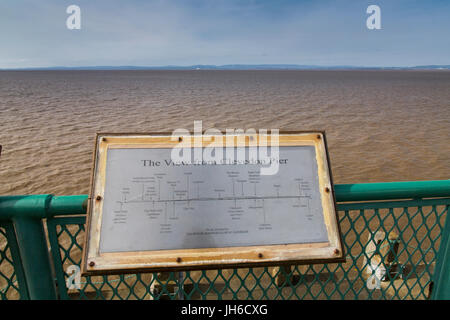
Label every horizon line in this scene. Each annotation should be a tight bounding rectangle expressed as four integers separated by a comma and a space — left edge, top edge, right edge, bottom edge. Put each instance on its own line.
1, 64, 450, 71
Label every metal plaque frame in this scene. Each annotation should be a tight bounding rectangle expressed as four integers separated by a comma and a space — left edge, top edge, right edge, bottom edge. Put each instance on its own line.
82, 131, 344, 275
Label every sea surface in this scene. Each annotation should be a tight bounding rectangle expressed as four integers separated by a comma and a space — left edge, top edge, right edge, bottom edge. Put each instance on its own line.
0, 70, 449, 196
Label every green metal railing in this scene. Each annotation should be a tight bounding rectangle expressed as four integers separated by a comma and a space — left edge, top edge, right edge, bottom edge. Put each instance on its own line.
1, 180, 449, 300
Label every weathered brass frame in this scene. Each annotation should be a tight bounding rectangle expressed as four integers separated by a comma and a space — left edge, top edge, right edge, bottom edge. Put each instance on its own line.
82, 131, 344, 275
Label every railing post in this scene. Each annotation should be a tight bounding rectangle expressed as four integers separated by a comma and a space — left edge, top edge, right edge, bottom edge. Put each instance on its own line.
13, 217, 57, 299
0, 195, 58, 299
431, 206, 450, 300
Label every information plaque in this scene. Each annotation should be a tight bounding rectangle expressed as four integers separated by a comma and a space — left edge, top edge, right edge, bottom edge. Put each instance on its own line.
82, 131, 344, 275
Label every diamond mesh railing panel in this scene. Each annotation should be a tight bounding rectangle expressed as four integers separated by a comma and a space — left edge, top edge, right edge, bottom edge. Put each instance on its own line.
0, 222, 27, 300
45, 198, 449, 300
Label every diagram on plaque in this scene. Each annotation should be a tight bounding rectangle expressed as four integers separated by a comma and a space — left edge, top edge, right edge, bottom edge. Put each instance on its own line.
100, 146, 329, 253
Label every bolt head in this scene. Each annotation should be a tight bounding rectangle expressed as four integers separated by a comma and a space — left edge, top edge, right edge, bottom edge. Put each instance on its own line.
89, 261, 95, 267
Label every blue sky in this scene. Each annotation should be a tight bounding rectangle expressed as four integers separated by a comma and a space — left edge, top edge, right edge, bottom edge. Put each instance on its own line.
0, 0, 449, 68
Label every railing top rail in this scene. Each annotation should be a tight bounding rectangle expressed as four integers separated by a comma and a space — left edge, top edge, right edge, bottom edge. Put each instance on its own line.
335, 179, 450, 202
1, 180, 449, 219
0, 195, 86, 220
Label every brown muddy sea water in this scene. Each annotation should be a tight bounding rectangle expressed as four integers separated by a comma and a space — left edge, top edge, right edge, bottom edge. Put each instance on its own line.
1, 70, 449, 196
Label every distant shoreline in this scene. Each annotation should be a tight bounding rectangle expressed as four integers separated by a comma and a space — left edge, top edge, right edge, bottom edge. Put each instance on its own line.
1, 64, 449, 71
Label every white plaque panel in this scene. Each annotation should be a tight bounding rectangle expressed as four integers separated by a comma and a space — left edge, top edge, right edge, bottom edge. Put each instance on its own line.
100, 146, 328, 252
